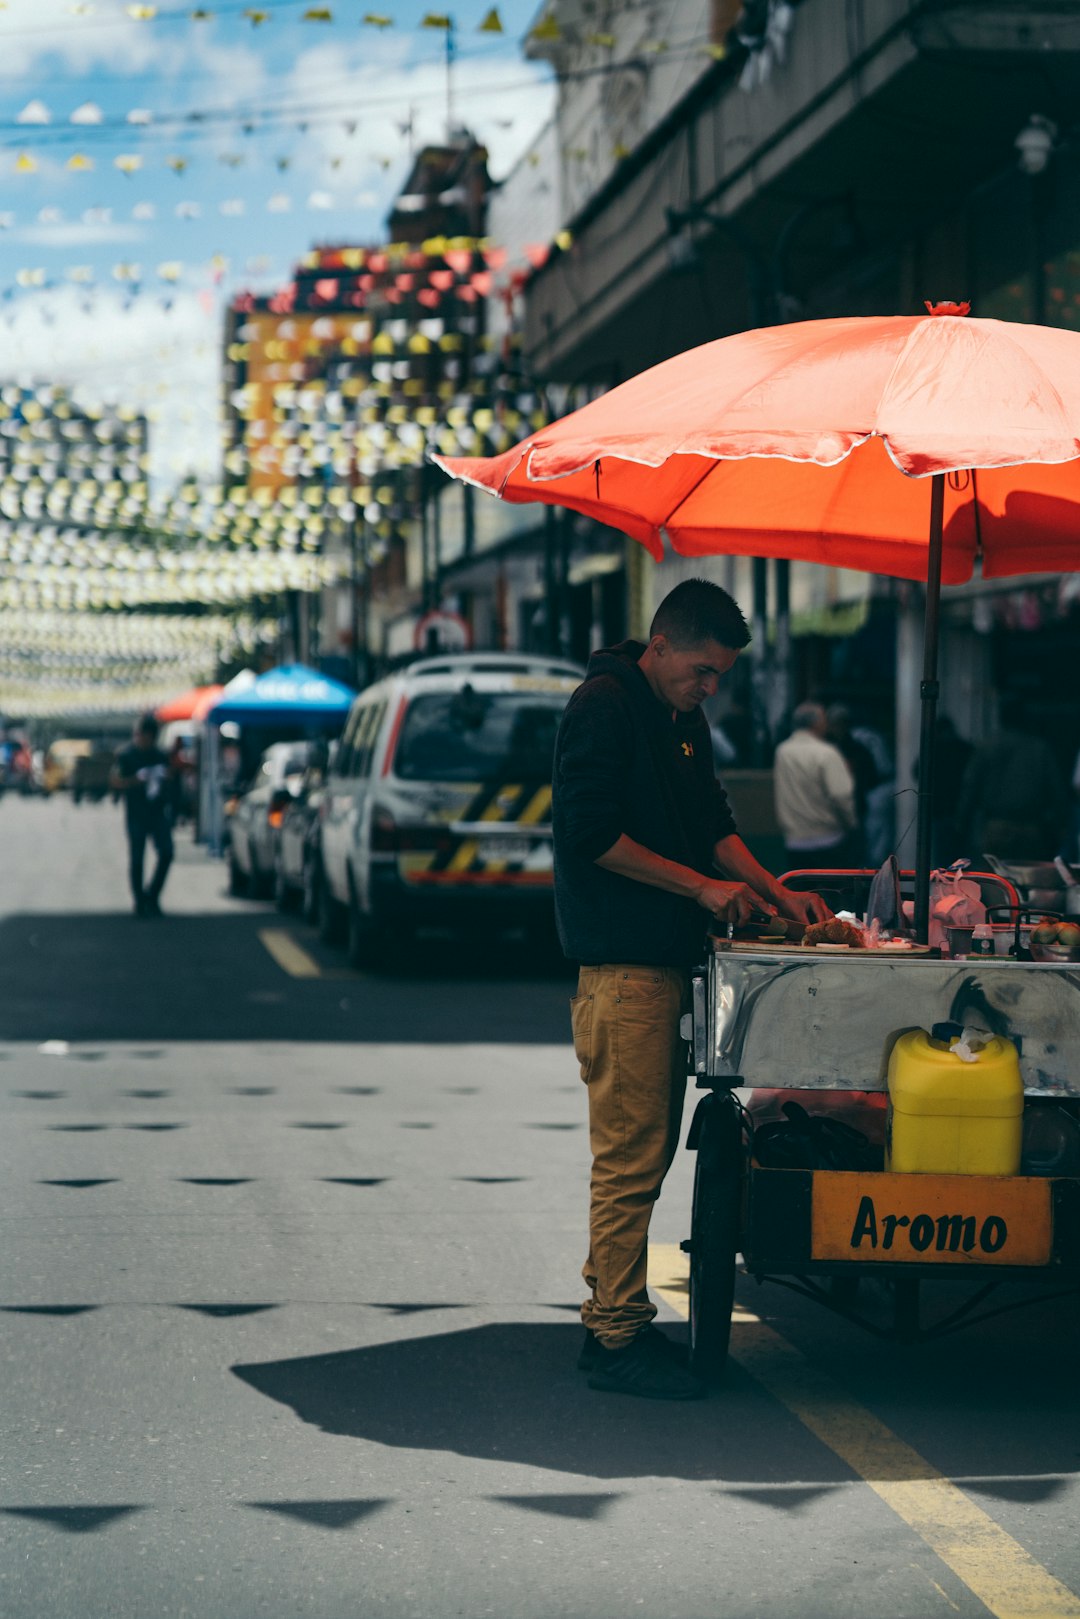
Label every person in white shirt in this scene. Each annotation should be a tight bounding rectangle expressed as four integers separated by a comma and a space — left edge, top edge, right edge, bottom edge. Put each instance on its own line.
774, 701, 858, 865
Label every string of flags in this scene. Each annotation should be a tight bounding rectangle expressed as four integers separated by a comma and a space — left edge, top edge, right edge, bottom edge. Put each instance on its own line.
0, 231, 571, 304
0, 609, 276, 715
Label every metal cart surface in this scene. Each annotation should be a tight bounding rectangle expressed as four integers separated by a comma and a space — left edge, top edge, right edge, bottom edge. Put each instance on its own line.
682, 944, 1080, 1379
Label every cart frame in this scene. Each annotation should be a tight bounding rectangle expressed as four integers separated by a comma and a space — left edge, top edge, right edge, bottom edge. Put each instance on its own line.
682, 938, 1080, 1380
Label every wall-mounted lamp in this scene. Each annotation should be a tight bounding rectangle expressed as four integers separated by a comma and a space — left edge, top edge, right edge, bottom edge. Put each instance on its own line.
1015, 114, 1057, 177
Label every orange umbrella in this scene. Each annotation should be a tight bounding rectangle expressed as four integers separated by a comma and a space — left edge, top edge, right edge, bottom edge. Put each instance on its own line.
435, 307, 1080, 939
157, 684, 224, 724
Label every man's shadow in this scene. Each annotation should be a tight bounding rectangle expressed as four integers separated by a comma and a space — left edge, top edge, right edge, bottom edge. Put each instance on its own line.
234, 1320, 822, 1484
233, 1308, 1080, 1491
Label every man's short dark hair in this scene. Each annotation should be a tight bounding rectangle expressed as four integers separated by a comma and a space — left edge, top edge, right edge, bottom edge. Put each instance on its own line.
649, 578, 751, 652
136, 712, 160, 742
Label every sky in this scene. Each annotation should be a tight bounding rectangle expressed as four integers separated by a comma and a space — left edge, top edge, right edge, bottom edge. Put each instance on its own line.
0, 0, 555, 484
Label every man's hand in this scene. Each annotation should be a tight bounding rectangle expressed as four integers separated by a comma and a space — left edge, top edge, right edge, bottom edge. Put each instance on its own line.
774, 887, 832, 925
694, 879, 758, 927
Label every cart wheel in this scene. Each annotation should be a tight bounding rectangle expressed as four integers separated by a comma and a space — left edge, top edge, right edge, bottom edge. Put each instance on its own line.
688, 1092, 743, 1384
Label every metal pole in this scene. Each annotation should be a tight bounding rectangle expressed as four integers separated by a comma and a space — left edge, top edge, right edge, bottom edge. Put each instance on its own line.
558, 506, 572, 656
543, 505, 558, 654
914, 473, 946, 945
772, 557, 791, 737
350, 514, 360, 688
431, 486, 442, 609
421, 491, 431, 612
360, 518, 372, 686
751, 555, 769, 766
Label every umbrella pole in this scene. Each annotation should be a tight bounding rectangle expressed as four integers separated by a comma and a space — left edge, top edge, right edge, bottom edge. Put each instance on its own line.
913, 473, 946, 944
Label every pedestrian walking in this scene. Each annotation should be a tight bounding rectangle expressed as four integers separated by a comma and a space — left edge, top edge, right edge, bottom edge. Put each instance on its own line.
110, 714, 175, 917
552, 578, 829, 1400
773, 701, 858, 867
956, 700, 1069, 860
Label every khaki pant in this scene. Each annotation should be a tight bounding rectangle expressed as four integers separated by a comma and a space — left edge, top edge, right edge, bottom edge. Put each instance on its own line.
571, 964, 690, 1349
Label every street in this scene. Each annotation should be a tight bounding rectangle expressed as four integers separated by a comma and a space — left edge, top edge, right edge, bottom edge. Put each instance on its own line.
1, 796, 1079, 1619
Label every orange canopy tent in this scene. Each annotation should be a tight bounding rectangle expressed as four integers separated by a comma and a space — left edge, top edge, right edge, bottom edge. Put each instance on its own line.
156, 684, 224, 724
435, 307, 1080, 939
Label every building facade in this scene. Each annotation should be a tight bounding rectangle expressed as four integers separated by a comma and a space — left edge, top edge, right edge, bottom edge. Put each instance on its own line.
514, 0, 1080, 832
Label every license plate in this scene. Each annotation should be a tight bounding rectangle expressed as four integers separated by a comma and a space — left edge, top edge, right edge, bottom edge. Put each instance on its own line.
477, 837, 533, 865
811, 1172, 1052, 1267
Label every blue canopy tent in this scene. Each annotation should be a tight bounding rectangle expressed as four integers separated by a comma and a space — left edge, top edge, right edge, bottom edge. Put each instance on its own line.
204, 664, 355, 854
206, 663, 355, 728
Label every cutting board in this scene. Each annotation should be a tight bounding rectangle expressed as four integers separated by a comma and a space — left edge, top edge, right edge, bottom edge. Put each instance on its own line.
711, 937, 935, 958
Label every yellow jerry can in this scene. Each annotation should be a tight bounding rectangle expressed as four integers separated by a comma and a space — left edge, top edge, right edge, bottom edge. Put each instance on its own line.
885, 1022, 1023, 1175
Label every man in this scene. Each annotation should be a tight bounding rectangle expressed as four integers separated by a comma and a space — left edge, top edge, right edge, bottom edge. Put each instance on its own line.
774, 701, 857, 867
552, 579, 828, 1400
111, 713, 175, 917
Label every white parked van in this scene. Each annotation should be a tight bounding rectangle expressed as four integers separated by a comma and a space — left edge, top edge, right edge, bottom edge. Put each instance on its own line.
318, 651, 584, 963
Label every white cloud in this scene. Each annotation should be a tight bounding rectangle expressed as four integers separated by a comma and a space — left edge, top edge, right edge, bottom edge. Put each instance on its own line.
14, 220, 145, 245
281, 43, 554, 201
0, 2, 164, 78
0, 4, 268, 104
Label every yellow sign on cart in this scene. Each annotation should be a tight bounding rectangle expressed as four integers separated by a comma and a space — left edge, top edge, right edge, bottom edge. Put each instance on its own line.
811, 1172, 1053, 1267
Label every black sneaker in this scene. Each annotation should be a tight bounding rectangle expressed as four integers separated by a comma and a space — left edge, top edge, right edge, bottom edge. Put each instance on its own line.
586, 1331, 707, 1400
577, 1323, 686, 1372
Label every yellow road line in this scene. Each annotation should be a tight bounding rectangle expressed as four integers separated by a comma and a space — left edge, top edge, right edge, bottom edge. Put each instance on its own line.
258, 928, 322, 979
650, 1244, 1080, 1619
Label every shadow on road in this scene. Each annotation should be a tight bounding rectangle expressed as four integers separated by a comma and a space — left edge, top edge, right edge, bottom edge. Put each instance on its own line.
0, 912, 574, 1044
232, 1312, 1080, 1488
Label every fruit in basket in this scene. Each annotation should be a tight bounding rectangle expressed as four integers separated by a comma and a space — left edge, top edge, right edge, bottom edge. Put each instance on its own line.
1028, 917, 1080, 961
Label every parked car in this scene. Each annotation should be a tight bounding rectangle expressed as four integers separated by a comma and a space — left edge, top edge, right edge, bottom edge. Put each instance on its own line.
71, 749, 115, 804
42, 738, 92, 795
273, 742, 334, 919
228, 741, 315, 899
319, 651, 584, 965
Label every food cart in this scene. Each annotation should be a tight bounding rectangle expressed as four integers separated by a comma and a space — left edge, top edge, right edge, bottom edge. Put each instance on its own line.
681, 934, 1080, 1378
434, 304, 1080, 1377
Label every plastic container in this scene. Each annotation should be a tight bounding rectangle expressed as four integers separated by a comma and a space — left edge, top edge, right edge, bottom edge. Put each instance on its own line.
885, 1022, 1023, 1175
968, 923, 996, 958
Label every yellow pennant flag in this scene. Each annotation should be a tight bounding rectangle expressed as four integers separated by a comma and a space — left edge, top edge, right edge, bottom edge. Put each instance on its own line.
529, 13, 559, 41
478, 6, 502, 31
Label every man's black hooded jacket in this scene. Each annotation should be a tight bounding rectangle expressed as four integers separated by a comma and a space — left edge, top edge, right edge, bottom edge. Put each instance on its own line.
552, 640, 737, 967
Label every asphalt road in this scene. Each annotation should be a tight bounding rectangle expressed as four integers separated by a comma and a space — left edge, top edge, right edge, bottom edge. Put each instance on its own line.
1, 794, 1079, 1619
